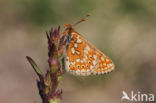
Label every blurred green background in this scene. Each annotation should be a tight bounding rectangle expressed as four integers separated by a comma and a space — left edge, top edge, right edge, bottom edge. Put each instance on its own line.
0, 0, 156, 103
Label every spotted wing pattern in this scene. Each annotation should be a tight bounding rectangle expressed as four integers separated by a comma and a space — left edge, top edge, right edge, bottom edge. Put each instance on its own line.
65, 26, 115, 76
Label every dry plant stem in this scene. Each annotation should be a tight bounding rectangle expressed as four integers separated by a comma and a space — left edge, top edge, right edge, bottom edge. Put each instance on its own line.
26, 26, 67, 103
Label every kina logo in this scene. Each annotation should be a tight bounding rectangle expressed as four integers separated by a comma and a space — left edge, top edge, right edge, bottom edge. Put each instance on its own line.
121, 91, 155, 102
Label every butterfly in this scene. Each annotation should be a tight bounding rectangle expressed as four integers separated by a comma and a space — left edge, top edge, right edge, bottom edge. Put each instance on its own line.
62, 14, 115, 76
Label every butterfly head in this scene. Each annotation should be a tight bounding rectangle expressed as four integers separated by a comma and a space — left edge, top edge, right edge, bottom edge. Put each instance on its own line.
64, 24, 73, 31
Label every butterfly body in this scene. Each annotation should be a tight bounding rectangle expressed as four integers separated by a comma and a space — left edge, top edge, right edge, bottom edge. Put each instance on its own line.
63, 24, 115, 76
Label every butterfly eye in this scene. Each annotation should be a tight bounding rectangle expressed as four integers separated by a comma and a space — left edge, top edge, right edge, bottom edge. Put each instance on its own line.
77, 65, 80, 68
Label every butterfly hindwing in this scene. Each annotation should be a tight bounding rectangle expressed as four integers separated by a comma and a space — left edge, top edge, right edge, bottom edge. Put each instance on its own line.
65, 27, 115, 76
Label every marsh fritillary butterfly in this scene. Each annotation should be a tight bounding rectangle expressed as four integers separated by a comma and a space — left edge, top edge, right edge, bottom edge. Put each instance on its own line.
62, 14, 115, 76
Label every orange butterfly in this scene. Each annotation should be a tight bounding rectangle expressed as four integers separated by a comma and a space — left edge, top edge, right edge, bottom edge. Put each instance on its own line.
62, 14, 115, 76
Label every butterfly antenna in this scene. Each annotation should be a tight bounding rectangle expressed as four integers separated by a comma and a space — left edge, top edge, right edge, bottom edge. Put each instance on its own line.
64, 14, 91, 31
72, 13, 91, 27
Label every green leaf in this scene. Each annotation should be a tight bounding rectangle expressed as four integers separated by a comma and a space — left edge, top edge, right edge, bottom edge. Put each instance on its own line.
26, 56, 42, 76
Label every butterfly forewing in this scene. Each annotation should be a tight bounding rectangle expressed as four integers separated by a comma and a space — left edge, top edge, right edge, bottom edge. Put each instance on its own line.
65, 26, 115, 76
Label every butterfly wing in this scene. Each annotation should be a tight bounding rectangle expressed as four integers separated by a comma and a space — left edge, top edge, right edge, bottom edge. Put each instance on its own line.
65, 29, 115, 76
